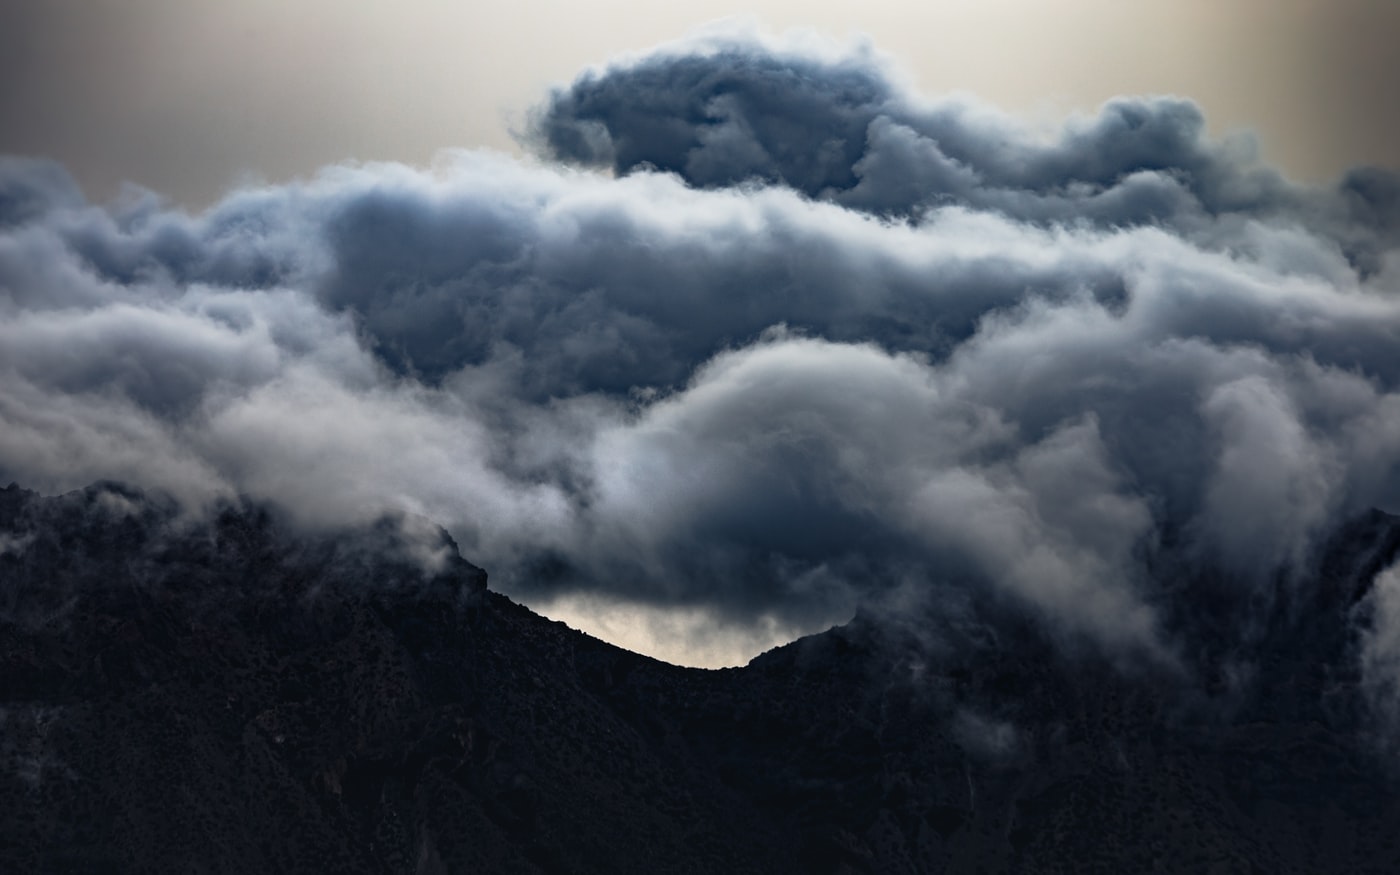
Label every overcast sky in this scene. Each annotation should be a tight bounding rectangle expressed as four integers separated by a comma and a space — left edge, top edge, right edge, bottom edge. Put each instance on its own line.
3, 0, 1397, 207
5, 3, 1400, 677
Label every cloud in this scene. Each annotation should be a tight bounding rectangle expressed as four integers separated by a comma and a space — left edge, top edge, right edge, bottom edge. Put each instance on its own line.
1357, 562, 1400, 751
531, 27, 1400, 267
2, 32, 1400, 674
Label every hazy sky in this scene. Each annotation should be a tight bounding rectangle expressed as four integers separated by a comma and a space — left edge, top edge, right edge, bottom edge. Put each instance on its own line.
3, 0, 1397, 207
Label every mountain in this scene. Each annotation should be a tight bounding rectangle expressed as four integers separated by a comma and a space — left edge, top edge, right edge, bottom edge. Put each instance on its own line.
3, 482, 1400, 873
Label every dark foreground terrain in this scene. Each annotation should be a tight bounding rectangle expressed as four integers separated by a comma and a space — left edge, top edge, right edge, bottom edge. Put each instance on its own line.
3, 482, 1400, 873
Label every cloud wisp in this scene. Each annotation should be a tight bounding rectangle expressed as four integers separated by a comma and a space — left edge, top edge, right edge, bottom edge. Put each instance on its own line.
3, 30, 1400, 671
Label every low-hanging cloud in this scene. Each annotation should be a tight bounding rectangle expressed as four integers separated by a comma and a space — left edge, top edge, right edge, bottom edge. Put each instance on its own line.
3, 29, 1400, 673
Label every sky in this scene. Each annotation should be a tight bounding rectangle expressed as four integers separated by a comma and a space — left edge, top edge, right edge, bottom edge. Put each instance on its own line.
2, 0, 1398, 207
3, 3, 1400, 685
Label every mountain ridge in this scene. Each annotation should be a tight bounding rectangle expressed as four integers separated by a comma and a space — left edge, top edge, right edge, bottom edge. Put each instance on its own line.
3, 481, 1400, 873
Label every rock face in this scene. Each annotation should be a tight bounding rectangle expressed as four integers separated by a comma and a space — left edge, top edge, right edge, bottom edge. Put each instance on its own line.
3, 481, 1400, 873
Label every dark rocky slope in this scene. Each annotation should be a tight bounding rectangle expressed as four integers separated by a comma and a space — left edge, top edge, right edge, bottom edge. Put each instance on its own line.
2, 482, 1399, 873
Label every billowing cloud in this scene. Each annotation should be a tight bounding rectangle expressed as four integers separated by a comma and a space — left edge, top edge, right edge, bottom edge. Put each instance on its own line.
530, 29, 1399, 269
3, 31, 1400, 676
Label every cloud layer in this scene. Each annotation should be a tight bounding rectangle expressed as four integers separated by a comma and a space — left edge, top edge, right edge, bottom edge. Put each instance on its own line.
3, 31, 1400, 670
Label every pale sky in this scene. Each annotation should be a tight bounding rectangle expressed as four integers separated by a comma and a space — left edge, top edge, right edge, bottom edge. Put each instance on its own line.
3, 0, 1397, 207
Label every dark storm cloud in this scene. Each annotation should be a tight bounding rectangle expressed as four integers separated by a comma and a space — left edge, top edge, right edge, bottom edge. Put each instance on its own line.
4, 33, 1400, 672
532, 32, 1400, 271
532, 37, 1255, 217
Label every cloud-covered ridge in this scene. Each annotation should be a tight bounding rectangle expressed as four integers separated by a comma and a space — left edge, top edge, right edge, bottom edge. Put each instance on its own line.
3, 30, 1400, 672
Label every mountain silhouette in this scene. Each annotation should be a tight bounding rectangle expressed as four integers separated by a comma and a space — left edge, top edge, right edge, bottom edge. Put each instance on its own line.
3, 481, 1399, 873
